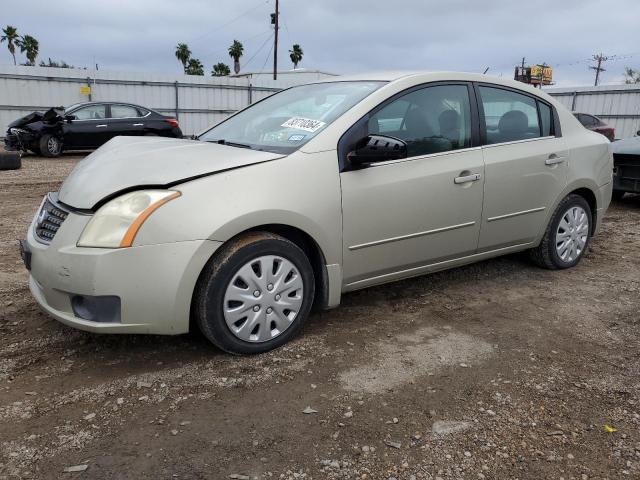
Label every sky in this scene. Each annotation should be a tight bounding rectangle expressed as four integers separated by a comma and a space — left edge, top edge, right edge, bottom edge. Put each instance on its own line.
2, 0, 639, 87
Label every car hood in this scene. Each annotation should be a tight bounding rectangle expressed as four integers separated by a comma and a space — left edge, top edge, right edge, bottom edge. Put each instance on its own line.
612, 136, 640, 155
58, 136, 285, 209
8, 108, 63, 129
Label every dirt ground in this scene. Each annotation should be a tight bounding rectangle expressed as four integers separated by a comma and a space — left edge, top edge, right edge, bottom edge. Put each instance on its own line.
1, 154, 640, 480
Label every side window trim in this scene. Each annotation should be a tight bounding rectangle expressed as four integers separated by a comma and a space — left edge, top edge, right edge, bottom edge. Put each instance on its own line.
472, 81, 562, 146
338, 81, 479, 172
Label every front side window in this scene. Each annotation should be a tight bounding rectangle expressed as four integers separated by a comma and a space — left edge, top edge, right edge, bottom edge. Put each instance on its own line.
72, 104, 106, 120
367, 84, 472, 157
199, 81, 385, 154
479, 86, 541, 144
111, 105, 141, 118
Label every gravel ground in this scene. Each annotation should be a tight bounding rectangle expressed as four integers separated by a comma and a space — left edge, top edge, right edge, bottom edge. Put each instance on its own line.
1, 154, 640, 480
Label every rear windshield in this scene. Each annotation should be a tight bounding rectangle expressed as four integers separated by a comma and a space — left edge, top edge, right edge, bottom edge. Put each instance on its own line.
199, 81, 385, 154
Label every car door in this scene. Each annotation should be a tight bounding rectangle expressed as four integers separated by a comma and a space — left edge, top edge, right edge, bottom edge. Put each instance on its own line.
340, 83, 485, 288
63, 104, 110, 148
476, 84, 568, 251
108, 104, 147, 138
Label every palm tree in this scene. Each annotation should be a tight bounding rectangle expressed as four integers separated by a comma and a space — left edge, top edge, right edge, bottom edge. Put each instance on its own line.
228, 40, 244, 74
289, 44, 303, 69
17, 34, 39, 66
175, 43, 191, 72
624, 67, 640, 84
185, 58, 204, 76
211, 62, 231, 76
1, 25, 19, 65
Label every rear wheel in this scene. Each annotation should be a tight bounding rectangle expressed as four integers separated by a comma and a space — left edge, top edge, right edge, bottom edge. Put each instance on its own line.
530, 194, 592, 270
194, 232, 315, 354
39, 134, 62, 157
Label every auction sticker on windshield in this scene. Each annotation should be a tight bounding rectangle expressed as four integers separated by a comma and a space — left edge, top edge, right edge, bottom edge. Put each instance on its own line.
281, 117, 326, 133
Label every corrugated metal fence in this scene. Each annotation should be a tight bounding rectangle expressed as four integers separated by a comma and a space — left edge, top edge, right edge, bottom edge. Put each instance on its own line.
0, 65, 331, 138
546, 84, 640, 139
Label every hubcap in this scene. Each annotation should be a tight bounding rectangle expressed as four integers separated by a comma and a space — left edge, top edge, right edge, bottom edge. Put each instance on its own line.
47, 137, 60, 154
555, 206, 589, 263
223, 255, 304, 343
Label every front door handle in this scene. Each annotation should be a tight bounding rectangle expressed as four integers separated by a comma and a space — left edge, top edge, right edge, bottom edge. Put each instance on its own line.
454, 173, 481, 184
132, 123, 144, 127
545, 153, 565, 165
96, 124, 108, 128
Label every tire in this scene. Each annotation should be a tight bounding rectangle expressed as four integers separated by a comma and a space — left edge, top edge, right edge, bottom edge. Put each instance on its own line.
194, 232, 315, 354
530, 194, 592, 270
612, 190, 626, 201
0, 151, 21, 170
39, 134, 62, 157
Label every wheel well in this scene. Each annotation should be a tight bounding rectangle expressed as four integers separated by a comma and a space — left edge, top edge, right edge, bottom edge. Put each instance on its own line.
569, 187, 597, 234
243, 224, 330, 310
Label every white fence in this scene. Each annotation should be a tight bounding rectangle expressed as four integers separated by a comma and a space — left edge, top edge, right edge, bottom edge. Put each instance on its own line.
0, 65, 334, 137
545, 84, 640, 139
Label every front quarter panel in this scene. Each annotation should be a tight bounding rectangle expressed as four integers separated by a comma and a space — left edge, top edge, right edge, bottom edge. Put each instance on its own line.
133, 150, 343, 266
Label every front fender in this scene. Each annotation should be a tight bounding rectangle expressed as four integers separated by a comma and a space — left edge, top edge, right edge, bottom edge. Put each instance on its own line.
131, 151, 343, 266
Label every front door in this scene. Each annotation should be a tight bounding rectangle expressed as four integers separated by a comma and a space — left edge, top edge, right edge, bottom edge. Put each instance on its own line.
63, 104, 110, 149
340, 83, 485, 288
476, 85, 568, 251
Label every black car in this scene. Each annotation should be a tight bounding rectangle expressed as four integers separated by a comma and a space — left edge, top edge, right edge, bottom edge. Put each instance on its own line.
4, 102, 183, 157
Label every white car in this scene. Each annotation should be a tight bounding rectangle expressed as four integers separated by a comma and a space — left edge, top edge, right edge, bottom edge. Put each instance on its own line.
21, 72, 613, 354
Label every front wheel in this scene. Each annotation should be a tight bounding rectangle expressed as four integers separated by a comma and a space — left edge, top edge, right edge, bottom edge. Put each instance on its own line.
530, 194, 592, 270
193, 232, 315, 354
39, 134, 62, 157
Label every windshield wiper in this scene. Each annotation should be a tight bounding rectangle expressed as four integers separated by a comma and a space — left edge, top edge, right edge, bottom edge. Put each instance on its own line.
209, 139, 253, 149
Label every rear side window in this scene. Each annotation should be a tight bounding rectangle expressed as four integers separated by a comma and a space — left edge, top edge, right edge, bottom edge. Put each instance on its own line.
479, 86, 540, 144
538, 101, 552, 137
111, 105, 141, 118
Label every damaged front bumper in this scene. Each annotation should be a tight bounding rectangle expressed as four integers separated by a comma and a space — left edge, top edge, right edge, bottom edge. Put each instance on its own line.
4, 128, 37, 152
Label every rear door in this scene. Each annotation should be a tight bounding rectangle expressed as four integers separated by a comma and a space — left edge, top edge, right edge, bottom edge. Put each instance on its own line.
108, 104, 147, 138
476, 84, 568, 251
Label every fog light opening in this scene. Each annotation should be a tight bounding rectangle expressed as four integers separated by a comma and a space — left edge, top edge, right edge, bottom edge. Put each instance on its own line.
71, 295, 121, 323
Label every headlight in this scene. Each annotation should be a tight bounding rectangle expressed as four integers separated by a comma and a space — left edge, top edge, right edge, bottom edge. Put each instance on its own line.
78, 190, 181, 248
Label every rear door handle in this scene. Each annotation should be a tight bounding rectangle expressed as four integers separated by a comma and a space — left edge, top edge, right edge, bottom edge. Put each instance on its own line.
96, 124, 108, 128
454, 173, 481, 184
545, 153, 565, 165
133, 123, 144, 127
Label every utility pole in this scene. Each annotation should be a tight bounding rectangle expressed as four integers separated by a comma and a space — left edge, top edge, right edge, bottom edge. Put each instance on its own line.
273, 0, 279, 80
589, 53, 608, 86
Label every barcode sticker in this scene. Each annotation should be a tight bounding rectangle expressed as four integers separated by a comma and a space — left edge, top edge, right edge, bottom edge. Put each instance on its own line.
281, 117, 326, 133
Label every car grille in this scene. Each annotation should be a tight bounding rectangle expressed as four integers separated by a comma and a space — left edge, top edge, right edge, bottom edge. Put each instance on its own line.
34, 193, 69, 244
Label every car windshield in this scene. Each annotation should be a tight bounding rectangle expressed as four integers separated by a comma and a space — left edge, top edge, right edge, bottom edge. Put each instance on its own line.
64, 103, 82, 114
199, 81, 385, 154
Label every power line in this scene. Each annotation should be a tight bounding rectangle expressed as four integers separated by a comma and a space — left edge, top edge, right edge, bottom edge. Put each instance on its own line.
242, 32, 275, 70
200, 29, 271, 64
258, 38, 275, 74
188, 0, 270, 45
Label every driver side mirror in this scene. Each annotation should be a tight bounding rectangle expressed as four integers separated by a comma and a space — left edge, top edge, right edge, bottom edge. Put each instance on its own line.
348, 134, 407, 168
64, 114, 76, 123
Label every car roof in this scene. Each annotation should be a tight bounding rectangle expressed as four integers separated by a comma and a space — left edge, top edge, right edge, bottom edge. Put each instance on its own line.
315, 70, 550, 96
67, 101, 152, 110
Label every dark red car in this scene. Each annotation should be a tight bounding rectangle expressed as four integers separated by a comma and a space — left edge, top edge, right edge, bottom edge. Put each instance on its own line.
573, 113, 615, 141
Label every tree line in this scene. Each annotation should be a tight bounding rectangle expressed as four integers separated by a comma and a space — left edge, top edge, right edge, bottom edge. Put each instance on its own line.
175, 40, 303, 76
1, 25, 76, 68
